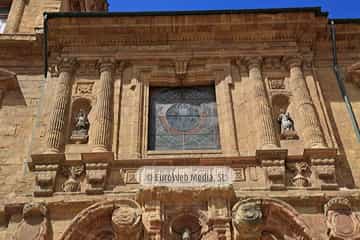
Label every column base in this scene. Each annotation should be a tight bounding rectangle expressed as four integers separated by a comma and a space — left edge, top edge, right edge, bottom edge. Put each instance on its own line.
260, 144, 279, 150
44, 148, 60, 154
92, 145, 108, 152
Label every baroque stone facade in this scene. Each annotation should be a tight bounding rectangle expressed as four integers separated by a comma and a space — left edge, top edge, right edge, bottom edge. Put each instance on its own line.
0, 1, 360, 239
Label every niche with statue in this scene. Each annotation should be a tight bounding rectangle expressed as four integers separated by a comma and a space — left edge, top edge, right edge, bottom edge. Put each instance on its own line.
271, 94, 298, 140
69, 98, 91, 144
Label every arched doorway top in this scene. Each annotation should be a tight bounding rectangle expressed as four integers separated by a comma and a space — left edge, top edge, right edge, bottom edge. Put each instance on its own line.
59, 199, 142, 240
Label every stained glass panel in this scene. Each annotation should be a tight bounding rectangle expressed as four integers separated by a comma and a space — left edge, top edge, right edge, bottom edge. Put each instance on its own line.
148, 87, 220, 150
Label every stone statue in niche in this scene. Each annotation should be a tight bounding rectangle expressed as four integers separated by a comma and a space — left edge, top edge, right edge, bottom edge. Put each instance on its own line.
70, 109, 90, 144
277, 109, 298, 140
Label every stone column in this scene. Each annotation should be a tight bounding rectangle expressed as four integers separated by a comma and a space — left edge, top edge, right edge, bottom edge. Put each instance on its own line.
45, 58, 76, 153
4, 0, 26, 34
90, 58, 116, 152
245, 57, 278, 150
287, 57, 326, 148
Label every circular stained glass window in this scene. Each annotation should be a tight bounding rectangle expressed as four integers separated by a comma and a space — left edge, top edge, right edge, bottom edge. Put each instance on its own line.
166, 103, 200, 132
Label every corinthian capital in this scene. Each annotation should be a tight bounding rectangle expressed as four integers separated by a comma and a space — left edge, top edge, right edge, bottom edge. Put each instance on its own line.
97, 58, 117, 73
283, 55, 303, 69
57, 57, 78, 73
243, 56, 263, 70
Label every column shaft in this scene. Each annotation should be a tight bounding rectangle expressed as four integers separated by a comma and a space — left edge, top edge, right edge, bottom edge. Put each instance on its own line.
247, 58, 278, 149
289, 59, 326, 148
46, 59, 75, 153
91, 60, 115, 152
4, 0, 26, 33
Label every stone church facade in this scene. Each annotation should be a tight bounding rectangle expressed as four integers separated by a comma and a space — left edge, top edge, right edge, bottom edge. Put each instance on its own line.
0, 0, 360, 239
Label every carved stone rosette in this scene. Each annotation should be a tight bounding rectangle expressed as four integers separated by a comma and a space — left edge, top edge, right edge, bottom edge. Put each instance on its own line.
85, 162, 108, 194
34, 164, 59, 197
45, 58, 77, 153
13, 202, 50, 240
232, 199, 263, 240
90, 58, 116, 152
243, 57, 279, 150
324, 197, 360, 240
285, 56, 326, 148
112, 200, 143, 240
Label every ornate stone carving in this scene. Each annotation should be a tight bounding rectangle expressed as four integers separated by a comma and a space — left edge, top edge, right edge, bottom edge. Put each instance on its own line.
311, 158, 337, 190
232, 200, 263, 239
85, 163, 108, 194
112, 200, 143, 239
13, 202, 49, 240
285, 56, 326, 148
268, 78, 285, 90
287, 162, 311, 187
261, 159, 285, 190
61, 165, 85, 192
242, 57, 279, 150
45, 58, 77, 153
74, 82, 94, 96
34, 164, 59, 197
324, 197, 360, 240
90, 58, 116, 152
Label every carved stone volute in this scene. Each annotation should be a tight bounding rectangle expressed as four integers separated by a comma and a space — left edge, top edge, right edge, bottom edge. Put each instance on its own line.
232, 199, 263, 240
13, 202, 50, 240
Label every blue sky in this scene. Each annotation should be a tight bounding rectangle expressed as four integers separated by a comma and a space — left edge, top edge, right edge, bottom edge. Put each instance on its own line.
108, 0, 359, 19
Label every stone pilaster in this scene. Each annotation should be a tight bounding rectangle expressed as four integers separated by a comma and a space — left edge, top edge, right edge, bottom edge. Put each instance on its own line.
90, 58, 116, 152
286, 56, 326, 148
45, 58, 76, 153
215, 72, 238, 155
4, 0, 26, 34
245, 57, 278, 150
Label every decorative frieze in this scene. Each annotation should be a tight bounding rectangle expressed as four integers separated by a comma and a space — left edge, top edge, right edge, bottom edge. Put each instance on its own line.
45, 58, 77, 153
324, 197, 360, 240
85, 162, 108, 194
13, 202, 50, 240
34, 164, 59, 197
